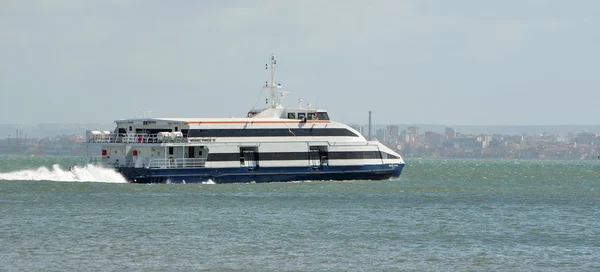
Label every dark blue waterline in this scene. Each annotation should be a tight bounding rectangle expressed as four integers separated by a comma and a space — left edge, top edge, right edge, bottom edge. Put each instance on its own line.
116, 164, 405, 183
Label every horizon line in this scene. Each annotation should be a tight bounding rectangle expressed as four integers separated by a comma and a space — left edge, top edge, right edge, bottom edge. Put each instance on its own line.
1, 123, 600, 127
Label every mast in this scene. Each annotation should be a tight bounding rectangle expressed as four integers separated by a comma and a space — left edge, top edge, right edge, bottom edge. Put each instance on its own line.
264, 55, 283, 108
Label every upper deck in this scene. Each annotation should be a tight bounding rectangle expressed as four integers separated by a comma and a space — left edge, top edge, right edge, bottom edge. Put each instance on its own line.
86, 117, 364, 144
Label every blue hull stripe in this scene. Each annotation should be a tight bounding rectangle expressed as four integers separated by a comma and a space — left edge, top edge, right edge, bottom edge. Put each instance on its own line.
117, 164, 405, 184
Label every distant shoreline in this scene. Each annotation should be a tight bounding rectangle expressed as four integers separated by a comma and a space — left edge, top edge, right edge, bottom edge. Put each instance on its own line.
2, 123, 600, 139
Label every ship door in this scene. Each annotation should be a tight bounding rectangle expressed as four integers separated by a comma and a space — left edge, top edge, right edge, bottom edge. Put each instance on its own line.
309, 146, 329, 170
240, 147, 259, 171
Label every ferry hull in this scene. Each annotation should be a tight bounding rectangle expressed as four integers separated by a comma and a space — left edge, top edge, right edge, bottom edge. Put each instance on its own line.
116, 164, 404, 184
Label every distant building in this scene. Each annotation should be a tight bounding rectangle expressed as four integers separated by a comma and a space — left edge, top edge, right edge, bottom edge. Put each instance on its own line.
460, 138, 484, 149
376, 128, 386, 141
387, 125, 399, 140
445, 127, 456, 140
477, 134, 492, 148
488, 139, 506, 148
575, 132, 597, 145
424, 131, 445, 146
407, 126, 419, 138
400, 130, 414, 143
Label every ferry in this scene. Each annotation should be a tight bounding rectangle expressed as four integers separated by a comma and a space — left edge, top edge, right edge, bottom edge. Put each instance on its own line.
85, 56, 405, 183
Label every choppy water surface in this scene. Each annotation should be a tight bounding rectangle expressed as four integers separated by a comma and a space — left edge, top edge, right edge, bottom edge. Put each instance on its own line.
1, 157, 599, 271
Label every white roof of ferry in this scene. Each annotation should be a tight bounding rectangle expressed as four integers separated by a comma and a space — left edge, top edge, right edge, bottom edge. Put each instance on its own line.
115, 117, 271, 123
114, 117, 329, 123
115, 108, 328, 124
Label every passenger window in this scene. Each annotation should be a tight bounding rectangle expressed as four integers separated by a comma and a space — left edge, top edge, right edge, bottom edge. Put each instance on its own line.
307, 113, 313, 120
298, 113, 306, 119
287, 112, 296, 119
174, 127, 178, 132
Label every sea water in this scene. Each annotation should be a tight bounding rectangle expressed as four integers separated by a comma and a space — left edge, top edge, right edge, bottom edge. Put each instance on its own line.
1, 156, 599, 271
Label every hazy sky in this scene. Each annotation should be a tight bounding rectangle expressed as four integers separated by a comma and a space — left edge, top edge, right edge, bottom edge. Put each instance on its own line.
1, 0, 599, 126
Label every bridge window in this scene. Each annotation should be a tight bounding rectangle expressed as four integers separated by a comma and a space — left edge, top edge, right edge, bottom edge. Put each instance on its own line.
287, 112, 296, 119
298, 113, 306, 120
317, 112, 330, 120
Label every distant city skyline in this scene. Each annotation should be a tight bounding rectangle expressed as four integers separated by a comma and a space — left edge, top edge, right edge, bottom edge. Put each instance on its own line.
2, 121, 598, 159
2, 122, 600, 140
1, 1, 599, 125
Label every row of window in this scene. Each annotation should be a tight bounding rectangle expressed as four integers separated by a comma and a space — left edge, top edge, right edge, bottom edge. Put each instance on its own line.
286, 112, 330, 120
206, 151, 398, 161
167, 146, 204, 156
122, 126, 179, 133
186, 128, 357, 137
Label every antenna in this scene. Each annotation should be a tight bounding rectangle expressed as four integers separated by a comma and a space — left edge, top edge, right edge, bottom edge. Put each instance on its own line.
263, 55, 288, 108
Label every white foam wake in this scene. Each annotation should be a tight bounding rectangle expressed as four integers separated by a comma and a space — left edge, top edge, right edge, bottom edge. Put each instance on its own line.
0, 164, 127, 183
202, 179, 216, 184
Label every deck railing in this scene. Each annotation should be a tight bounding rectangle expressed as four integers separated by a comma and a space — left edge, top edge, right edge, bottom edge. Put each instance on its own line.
87, 133, 188, 144
146, 158, 207, 169
86, 156, 207, 169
